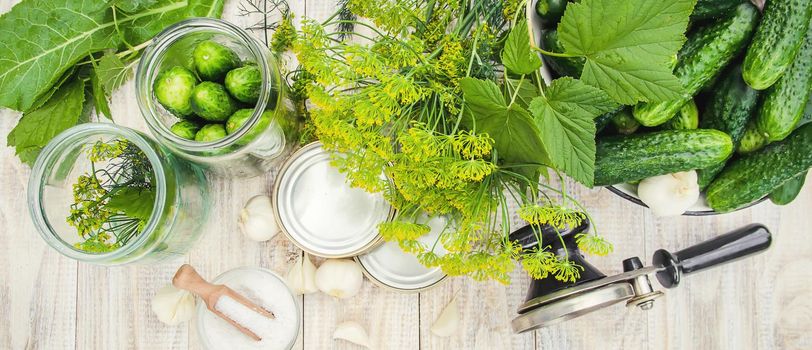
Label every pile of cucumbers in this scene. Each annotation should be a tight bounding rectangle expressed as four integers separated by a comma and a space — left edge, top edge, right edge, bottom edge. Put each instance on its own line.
153, 40, 273, 143
536, 0, 812, 212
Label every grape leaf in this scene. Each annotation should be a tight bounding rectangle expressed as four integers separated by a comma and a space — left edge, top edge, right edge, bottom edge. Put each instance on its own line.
107, 187, 156, 222
528, 77, 616, 186
459, 77, 550, 172
91, 69, 113, 119
502, 20, 542, 75
7, 78, 86, 165
557, 0, 693, 105
96, 53, 134, 95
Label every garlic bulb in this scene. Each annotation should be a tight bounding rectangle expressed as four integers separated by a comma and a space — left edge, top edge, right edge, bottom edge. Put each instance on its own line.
286, 253, 318, 295
430, 296, 459, 337
315, 259, 364, 299
238, 195, 280, 242
151, 284, 196, 325
332, 321, 371, 348
637, 171, 700, 217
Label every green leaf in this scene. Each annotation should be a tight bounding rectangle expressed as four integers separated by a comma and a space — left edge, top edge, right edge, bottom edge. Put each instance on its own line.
120, 0, 225, 44
0, 0, 118, 111
0, 0, 225, 112
7, 78, 86, 165
106, 187, 156, 222
504, 77, 539, 110
113, 0, 159, 13
91, 68, 113, 119
459, 78, 550, 174
557, 0, 693, 104
528, 77, 616, 186
501, 21, 543, 75
96, 52, 134, 95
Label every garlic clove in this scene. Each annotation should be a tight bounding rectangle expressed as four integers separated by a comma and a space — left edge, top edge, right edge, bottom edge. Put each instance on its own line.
332, 321, 371, 348
430, 296, 459, 337
315, 259, 364, 299
286, 253, 318, 295
151, 284, 197, 325
238, 195, 280, 242
637, 170, 701, 217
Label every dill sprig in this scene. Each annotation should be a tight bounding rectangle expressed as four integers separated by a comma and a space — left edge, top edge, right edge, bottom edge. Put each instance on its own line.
67, 139, 156, 253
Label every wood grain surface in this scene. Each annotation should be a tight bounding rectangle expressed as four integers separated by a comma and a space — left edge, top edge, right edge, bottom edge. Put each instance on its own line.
1, 1, 810, 349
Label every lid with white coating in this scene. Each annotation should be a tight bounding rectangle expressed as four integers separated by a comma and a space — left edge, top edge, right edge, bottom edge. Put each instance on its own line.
273, 142, 393, 258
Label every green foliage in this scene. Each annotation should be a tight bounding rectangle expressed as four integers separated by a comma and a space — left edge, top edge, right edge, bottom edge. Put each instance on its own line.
501, 21, 542, 75
7, 79, 86, 165
556, 0, 693, 104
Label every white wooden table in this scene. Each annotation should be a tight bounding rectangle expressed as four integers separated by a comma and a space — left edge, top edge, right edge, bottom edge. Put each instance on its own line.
2, 1, 811, 349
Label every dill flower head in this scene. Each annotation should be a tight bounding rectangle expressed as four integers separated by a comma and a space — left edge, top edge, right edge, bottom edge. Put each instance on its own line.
552, 258, 584, 283
576, 233, 614, 256
378, 220, 431, 242
518, 203, 585, 229
451, 159, 497, 181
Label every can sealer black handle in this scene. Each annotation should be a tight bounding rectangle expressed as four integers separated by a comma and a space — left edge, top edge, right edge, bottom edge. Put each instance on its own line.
652, 224, 772, 288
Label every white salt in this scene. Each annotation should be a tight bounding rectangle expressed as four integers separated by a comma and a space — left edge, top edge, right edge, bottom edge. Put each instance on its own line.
199, 268, 299, 350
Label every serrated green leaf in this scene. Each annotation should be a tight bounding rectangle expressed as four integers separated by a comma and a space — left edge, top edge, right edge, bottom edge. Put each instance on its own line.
91, 68, 113, 119
502, 21, 542, 75
113, 0, 159, 13
96, 53, 134, 94
528, 77, 616, 186
7, 78, 86, 165
504, 77, 539, 110
459, 78, 550, 176
106, 187, 156, 222
557, 0, 693, 104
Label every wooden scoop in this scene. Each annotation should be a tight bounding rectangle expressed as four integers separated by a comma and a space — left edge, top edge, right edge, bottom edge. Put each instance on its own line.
172, 264, 275, 341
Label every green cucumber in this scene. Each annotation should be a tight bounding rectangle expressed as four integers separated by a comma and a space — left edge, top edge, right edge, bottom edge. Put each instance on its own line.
594, 129, 733, 186
633, 3, 758, 127
698, 162, 725, 190
699, 63, 759, 148
611, 109, 639, 135
538, 29, 584, 78
692, 0, 744, 21
754, 21, 812, 142
769, 171, 807, 205
800, 95, 812, 128
595, 107, 621, 133
742, 0, 812, 90
535, 0, 568, 25
666, 99, 699, 130
706, 123, 812, 212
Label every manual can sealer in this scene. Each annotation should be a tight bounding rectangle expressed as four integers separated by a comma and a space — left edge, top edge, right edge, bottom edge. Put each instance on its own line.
509, 221, 772, 333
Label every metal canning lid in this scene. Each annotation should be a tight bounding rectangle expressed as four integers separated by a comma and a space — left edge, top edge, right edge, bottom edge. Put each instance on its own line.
273, 142, 394, 258
356, 215, 449, 292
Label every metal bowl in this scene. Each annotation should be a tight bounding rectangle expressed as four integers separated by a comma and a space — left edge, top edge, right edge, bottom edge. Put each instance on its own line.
526, 0, 765, 216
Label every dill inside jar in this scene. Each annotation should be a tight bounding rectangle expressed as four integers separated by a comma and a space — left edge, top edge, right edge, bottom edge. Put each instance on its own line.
137, 18, 299, 177
28, 123, 209, 265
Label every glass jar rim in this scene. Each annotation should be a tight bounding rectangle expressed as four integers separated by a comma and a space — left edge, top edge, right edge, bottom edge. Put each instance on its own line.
27, 123, 168, 263
195, 266, 301, 350
136, 18, 276, 152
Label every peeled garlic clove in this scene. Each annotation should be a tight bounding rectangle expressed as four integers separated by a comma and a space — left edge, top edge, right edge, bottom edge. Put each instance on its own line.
286, 253, 318, 295
151, 284, 196, 325
430, 296, 459, 337
333, 321, 371, 348
238, 195, 280, 242
315, 259, 364, 299
637, 171, 701, 217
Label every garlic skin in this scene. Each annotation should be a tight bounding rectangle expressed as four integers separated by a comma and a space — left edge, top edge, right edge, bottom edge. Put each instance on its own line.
151, 284, 196, 325
315, 259, 364, 299
637, 171, 701, 217
286, 253, 318, 295
238, 195, 280, 242
430, 297, 459, 337
332, 321, 371, 348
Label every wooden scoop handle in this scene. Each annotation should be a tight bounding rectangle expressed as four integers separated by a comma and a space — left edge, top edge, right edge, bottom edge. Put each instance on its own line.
172, 264, 221, 300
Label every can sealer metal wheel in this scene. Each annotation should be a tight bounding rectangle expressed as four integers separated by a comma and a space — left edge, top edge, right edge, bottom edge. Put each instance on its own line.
510, 222, 772, 333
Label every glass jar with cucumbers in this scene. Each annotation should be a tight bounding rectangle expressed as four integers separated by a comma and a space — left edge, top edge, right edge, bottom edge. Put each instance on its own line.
136, 18, 299, 177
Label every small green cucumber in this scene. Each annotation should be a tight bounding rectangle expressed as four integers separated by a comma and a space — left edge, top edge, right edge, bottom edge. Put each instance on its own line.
769, 171, 807, 205
754, 21, 812, 142
538, 29, 584, 78
699, 63, 760, 148
633, 3, 758, 127
692, 0, 744, 21
666, 99, 699, 130
707, 123, 812, 212
738, 119, 769, 154
594, 129, 733, 186
535, 0, 568, 25
742, 0, 812, 90
611, 109, 639, 135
